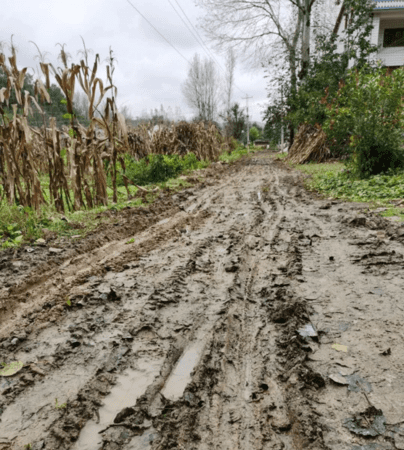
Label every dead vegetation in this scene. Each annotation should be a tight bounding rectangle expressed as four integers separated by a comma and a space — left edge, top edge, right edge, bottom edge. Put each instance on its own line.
0, 38, 233, 214
286, 123, 330, 165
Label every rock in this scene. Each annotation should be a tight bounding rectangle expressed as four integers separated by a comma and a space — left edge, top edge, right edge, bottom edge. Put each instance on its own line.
10, 338, 19, 346
49, 247, 62, 254
349, 216, 367, 227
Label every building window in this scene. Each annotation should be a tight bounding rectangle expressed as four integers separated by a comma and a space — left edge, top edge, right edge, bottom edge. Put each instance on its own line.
384, 28, 404, 47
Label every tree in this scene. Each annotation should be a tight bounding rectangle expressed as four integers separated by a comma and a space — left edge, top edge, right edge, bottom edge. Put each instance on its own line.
182, 53, 221, 122
249, 126, 260, 142
73, 91, 90, 125
224, 48, 236, 112
227, 102, 246, 141
196, 0, 323, 88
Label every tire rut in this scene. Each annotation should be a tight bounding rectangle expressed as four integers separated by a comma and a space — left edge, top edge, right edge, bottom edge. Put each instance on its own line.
1, 151, 404, 450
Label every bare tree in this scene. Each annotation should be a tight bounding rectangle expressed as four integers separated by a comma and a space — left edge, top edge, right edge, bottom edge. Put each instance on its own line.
196, 1, 303, 92
225, 48, 236, 112
181, 53, 221, 122
73, 91, 90, 122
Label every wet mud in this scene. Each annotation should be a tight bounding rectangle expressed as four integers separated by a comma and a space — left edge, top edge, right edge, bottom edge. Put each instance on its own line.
0, 151, 404, 450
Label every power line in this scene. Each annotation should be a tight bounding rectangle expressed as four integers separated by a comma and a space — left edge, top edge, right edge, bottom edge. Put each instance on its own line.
170, 0, 247, 96
171, 0, 226, 73
126, 0, 248, 100
126, 0, 191, 65
166, 0, 211, 60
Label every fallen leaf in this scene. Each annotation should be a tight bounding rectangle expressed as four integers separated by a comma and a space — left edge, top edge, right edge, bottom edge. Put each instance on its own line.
332, 343, 348, 353
0, 361, 24, 377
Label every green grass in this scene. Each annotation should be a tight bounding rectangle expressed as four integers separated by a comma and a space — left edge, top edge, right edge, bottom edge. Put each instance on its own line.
290, 160, 404, 222
219, 145, 262, 163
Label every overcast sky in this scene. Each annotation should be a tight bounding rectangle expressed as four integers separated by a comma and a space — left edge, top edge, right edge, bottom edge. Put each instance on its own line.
2, 0, 269, 123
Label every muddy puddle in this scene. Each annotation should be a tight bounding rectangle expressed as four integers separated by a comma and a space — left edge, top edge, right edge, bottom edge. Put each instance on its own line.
72, 357, 164, 450
161, 340, 205, 401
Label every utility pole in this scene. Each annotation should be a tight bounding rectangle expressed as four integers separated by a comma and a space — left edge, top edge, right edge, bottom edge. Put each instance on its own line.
280, 86, 284, 151
242, 95, 253, 148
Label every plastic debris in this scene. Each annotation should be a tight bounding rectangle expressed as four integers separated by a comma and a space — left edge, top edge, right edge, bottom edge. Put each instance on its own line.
339, 322, 350, 332
298, 324, 318, 338
344, 407, 386, 437
332, 343, 348, 353
0, 361, 24, 377
345, 374, 372, 393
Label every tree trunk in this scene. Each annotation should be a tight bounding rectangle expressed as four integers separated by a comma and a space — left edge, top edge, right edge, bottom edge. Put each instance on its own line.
300, 0, 312, 80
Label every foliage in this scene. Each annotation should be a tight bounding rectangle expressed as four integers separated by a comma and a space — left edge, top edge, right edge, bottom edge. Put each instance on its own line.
119, 153, 209, 186
249, 126, 261, 142
0, 222, 23, 248
293, 160, 404, 222
264, 0, 377, 146
222, 103, 246, 141
0, 39, 232, 216
0, 69, 89, 128
289, 0, 377, 129
322, 66, 404, 177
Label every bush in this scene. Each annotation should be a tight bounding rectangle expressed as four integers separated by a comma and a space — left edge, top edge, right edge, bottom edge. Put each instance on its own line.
249, 126, 260, 142
118, 153, 208, 186
322, 66, 404, 178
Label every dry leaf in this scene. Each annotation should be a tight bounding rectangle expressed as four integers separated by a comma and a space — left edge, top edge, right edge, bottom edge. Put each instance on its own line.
0, 361, 24, 377
332, 343, 348, 353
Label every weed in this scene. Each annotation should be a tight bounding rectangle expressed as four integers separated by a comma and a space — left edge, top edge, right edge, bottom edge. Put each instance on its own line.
55, 398, 67, 409
66, 297, 71, 307
126, 238, 135, 244
293, 160, 404, 222
24, 445, 32, 449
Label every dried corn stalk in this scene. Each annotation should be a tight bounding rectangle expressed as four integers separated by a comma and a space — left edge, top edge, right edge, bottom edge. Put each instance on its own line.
286, 124, 330, 165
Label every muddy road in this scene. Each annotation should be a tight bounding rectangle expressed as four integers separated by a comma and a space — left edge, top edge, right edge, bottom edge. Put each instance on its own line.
1, 150, 404, 450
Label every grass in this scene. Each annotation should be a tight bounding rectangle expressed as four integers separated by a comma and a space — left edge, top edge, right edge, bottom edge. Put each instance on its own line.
0, 145, 260, 250
288, 159, 404, 222
219, 145, 262, 163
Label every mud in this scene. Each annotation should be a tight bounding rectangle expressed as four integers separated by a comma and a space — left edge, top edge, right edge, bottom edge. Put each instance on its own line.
0, 151, 404, 450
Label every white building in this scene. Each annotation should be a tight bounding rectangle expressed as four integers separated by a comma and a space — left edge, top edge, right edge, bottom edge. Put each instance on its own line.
334, 0, 404, 69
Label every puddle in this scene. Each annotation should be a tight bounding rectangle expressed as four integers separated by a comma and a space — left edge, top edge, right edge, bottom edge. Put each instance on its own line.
161, 340, 205, 401
72, 357, 163, 450
0, 365, 94, 445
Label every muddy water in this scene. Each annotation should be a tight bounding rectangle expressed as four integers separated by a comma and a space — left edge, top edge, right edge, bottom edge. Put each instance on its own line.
161, 340, 205, 401
1, 151, 404, 450
72, 357, 164, 450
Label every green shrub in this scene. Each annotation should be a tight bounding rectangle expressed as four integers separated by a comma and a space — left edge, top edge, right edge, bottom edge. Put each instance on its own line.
249, 126, 260, 142
118, 153, 208, 186
323, 66, 404, 178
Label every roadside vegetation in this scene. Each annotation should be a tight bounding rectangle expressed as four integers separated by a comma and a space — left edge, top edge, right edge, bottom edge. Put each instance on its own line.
264, 0, 404, 222
0, 38, 259, 250
0, 141, 257, 249
286, 160, 404, 222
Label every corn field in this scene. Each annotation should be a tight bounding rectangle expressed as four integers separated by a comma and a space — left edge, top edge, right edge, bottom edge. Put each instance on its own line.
0, 40, 232, 213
